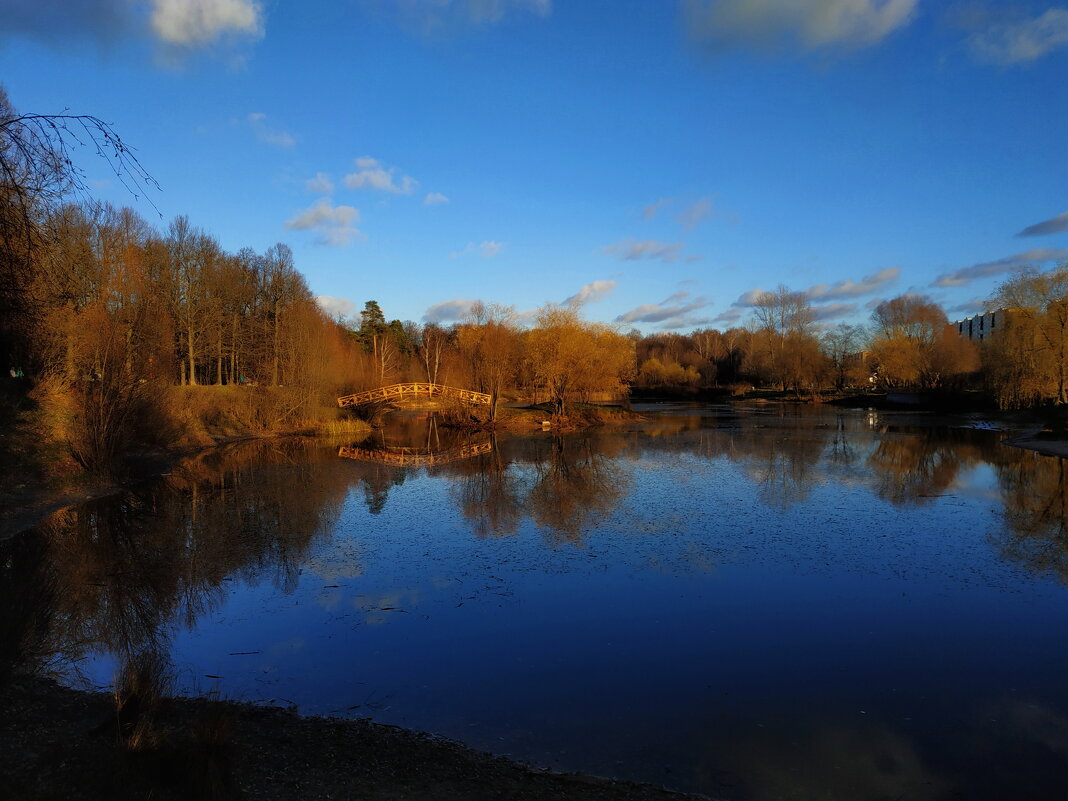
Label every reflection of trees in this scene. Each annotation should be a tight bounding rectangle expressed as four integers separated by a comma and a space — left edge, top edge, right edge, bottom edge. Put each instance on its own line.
449, 437, 523, 539
994, 452, 1068, 583
868, 433, 963, 506
0, 531, 56, 685
1, 438, 350, 682
445, 433, 632, 544
358, 464, 410, 514
742, 431, 825, 511
527, 436, 630, 545
867, 429, 996, 507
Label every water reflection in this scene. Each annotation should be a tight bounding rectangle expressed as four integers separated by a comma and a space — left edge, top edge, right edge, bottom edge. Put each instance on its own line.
5, 406, 1068, 799
994, 452, 1068, 582
1, 439, 349, 683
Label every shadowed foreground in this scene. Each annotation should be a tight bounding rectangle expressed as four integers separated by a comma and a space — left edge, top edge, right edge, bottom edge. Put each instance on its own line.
0, 677, 709, 801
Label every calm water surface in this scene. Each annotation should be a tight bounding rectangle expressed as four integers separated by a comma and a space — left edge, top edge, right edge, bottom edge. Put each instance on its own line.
6, 403, 1068, 799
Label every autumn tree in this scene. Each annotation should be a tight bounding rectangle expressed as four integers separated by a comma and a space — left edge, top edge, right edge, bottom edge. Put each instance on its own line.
869, 294, 976, 390
457, 302, 521, 421
526, 305, 635, 415
989, 265, 1068, 405
821, 323, 868, 390
747, 285, 823, 394
0, 85, 156, 373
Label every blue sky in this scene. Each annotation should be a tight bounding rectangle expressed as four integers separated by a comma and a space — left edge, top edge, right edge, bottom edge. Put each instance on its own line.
2, 0, 1067, 331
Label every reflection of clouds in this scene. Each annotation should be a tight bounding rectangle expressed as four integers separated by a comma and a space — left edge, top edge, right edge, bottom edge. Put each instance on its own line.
1003, 700, 1068, 755
721, 720, 948, 801
354, 589, 420, 625
303, 550, 365, 584
268, 637, 305, 654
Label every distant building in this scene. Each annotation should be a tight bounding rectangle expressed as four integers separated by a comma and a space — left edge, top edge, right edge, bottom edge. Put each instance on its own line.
951, 309, 1014, 342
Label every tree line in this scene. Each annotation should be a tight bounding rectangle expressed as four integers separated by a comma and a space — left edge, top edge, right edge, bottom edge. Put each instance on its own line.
630, 270, 1068, 409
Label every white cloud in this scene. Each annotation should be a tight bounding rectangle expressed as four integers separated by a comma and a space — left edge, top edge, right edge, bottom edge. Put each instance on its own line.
970, 9, 1068, 65
247, 112, 295, 147
932, 248, 1068, 287
150, 0, 264, 47
316, 295, 356, 320
0, 0, 263, 53
286, 199, 362, 246
1018, 211, 1068, 237
565, 280, 617, 306
306, 172, 334, 194
424, 192, 450, 206
423, 298, 479, 323
806, 266, 899, 301
605, 238, 688, 263
676, 197, 714, 230
450, 240, 504, 259
344, 156, 417, 194
684, 0, 918, 52
616, 291, 711, 327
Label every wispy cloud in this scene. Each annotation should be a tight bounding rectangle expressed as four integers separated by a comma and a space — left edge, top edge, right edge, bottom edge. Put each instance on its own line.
643, 198, 670, 221
247, 112, 295, 147
616, 291, 711, 328
946, 299, 987, 316
932, 248, 1068, 287
565, 280, 617, 307
676, 197, 714, 230
732, 268, 898, 310
969, 8, 1068, 65
377, 0, 551, 34
713, 307, 745, 326
423, 298, 479, 323
344, 157, 417, 194
684, 0, 918, 53
1018, 211, 1068, 237
305, 172, 334, 194
605, 238, 688, 263
424, 192, 449, 206
813, 302, 859, 321
316, 295, 356, 320
807, 266, 899, 302
285, 199, 362, 246
450, 240, 504, 259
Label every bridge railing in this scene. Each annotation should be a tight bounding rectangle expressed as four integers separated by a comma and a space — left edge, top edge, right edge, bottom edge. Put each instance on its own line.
338, 382, 492, 408
338, 441, 493, 466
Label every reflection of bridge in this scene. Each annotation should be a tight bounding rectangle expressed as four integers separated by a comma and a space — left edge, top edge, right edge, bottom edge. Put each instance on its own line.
337, 383, 492, 408
338, 441, 493, 467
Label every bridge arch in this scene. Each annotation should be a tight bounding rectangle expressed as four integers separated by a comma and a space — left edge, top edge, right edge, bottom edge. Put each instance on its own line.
337, 382, 491, 408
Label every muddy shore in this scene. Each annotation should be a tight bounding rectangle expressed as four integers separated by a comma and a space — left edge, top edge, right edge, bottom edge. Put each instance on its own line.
0, 676, 709, 801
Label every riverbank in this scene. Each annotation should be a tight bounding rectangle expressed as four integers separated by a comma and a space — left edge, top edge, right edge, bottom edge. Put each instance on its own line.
0, 676, 708, 801
433, 402, 644, 433
0, 382, 371, 540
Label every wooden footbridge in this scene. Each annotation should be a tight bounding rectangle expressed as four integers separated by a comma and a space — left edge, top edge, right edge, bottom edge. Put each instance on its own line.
337, 382, 491, 408
338, 441, 493, 467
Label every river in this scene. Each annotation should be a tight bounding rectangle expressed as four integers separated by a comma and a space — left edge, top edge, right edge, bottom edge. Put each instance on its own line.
5, 402, 1068, 799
